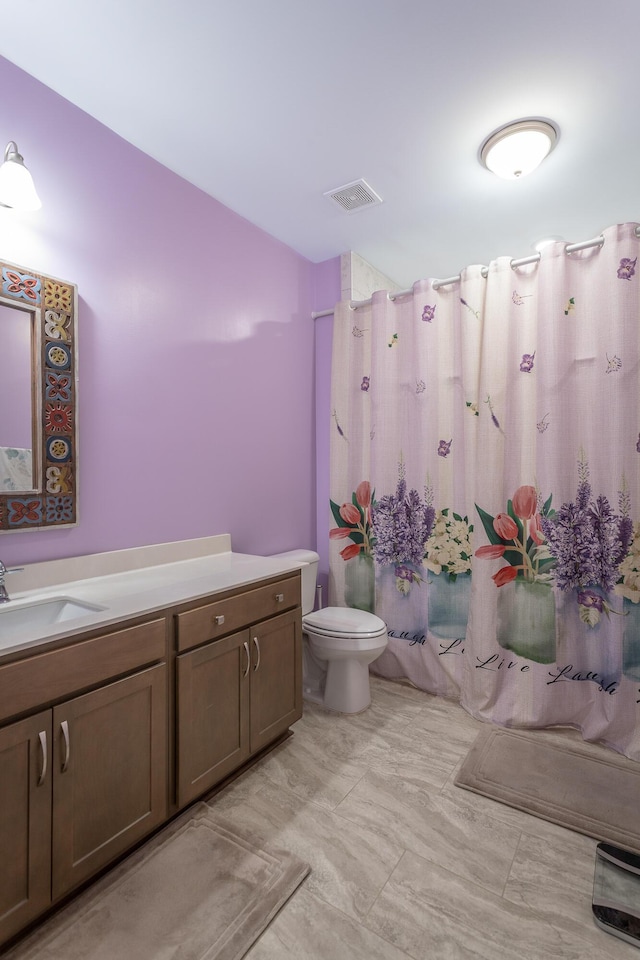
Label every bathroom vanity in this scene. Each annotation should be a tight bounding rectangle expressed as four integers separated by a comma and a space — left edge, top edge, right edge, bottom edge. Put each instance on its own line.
0, 536, 303, 947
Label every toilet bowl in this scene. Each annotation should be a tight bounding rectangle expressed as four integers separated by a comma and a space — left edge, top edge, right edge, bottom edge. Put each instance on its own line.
270, 550, 388, 714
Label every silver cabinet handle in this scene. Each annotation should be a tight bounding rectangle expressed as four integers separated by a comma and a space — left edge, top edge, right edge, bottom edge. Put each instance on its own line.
243, 640, 251, 678
214, 615, 225, 625
253, 636, 261, 671
275, 593, 284, 603
60, 720, 70, 773
37, 730, 47, 786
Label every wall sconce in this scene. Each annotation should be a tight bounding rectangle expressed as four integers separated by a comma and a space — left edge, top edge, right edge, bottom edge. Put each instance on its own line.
480, 119, 559, 180
0, 141, 42, 210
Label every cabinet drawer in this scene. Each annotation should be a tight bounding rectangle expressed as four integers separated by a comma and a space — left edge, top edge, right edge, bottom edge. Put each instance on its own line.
175, 574, 300, 652
0, 618, 166, 724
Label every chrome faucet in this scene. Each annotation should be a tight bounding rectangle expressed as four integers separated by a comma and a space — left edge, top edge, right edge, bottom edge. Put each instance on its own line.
0, 561, 24, 602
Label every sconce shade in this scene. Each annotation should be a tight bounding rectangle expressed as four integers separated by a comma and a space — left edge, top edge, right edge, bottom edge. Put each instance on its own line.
480, 119, 558, 180
0, 141, 41, 210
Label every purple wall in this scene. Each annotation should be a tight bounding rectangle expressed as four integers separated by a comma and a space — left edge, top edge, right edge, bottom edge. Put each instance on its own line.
0, 56, 340, 567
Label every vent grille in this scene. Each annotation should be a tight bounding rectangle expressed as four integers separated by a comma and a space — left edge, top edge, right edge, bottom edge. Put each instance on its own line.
324, 179, 383, 213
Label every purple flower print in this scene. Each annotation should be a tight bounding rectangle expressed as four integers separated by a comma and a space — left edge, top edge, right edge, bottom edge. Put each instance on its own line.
540, 456, 632, 594
460, 298, 480, 319
577, 588, 604, 612
395, 563, 421, 584
422, 304, 436, 323
360, 376, 370, 392
485, 395, 504, 435
617, 257, 637, 280
520, 351, 535, 373
332, 410, 347, 441
438, 439, 452, 458
372, 471, 435, 568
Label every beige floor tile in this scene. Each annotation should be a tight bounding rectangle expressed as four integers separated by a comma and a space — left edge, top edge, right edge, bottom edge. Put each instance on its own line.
334, 766, 521, 895
408, 698, 487, 760
246, 886, 411, 960
252, 730, 369, 810
365, 849, 613, 960
369, 674, 436, 710
354, 704, 469, 790
287, 698, 415, 763
207, 766, 404, 921
504, 831, 639, 957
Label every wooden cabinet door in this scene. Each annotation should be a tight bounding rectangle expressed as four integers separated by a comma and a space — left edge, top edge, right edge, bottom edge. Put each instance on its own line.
249, 609, 302, 755
176, 630, 251, 808
51, 664, 167, 900
0, 711, 52, 944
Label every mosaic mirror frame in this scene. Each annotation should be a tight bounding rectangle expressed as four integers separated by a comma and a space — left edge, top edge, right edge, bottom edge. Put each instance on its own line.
0, 258, 78, 532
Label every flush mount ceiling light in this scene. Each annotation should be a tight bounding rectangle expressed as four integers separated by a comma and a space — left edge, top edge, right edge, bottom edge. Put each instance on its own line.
0, 141, 42, 210
480, 119, 558, 180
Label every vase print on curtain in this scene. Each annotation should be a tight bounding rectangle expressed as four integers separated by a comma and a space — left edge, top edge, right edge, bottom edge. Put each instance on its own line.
375, 561, 428, 642
425, 509, 473, 638
330, 481, 375, 612
329, 222, 640, 760
475, 484, 557, 663
556, 587, 624, 690
616, 521, 640, 679
344, 553, 375, 612
496, 580, 556, 662
622, 600, 640, 679
371, 462, 434, 643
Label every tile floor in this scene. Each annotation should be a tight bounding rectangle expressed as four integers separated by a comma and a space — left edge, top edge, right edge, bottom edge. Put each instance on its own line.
204, 675, 639, 959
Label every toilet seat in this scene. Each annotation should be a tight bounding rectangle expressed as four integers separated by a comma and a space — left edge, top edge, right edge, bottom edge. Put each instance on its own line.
303, 606, 387, 640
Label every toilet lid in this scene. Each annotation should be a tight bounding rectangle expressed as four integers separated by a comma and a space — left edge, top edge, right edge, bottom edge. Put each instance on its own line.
303, 606, 387, 639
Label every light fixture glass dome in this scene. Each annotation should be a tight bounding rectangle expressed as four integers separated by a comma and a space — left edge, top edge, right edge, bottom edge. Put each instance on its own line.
0, 141, 41, 211
480, 119, 558, 180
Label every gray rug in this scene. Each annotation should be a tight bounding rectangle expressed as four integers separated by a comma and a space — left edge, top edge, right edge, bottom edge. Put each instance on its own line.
7, 803, 309, 960
455, 726, 640, 854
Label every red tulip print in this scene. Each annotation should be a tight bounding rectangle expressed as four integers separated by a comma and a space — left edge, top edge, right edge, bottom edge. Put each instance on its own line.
339, 503, 360, 525
330, 482, 375, 560
475, 544, 506, 559
492, 566, 518, 587
512, 485, 537, 520
476, 487, 555, 587
493, 513, 518, 540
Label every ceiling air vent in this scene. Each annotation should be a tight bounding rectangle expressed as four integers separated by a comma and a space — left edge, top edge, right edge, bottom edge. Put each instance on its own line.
324, 179, 383, 213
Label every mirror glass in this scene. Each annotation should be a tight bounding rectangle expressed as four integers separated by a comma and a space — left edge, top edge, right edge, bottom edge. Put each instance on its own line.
0, 302, 35, 491
0, 259, 78, 532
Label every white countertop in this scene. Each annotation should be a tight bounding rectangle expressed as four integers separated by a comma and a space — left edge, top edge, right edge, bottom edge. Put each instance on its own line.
0, 536, 304, 657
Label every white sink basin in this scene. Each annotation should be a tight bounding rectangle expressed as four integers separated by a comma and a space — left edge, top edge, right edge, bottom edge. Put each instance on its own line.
0, 596, 106, 638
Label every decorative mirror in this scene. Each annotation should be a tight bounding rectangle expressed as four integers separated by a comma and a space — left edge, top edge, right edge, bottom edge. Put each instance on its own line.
0, 258, 78, 532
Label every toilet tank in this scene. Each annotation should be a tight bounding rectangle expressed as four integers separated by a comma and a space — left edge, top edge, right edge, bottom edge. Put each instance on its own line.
269, 549, 319, 616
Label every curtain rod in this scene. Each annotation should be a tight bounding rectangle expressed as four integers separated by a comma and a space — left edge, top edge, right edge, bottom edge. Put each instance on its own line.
311, 226, 640, 319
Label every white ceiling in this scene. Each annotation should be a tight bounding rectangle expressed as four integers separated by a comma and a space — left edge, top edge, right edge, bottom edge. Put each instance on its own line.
2, 0, 638, 289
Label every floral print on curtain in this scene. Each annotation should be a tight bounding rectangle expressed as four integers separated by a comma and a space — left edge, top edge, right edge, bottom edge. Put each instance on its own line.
329, 222, 640, 759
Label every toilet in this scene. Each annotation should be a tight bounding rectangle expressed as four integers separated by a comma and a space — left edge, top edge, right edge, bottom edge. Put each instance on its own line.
270, 549, 388, 714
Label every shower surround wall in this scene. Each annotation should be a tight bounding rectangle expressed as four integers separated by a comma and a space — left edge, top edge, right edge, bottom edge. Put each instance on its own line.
0, 55, 340, 566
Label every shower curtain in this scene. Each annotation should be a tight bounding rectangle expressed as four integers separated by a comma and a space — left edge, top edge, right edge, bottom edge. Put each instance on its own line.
329, 222, 640, 760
